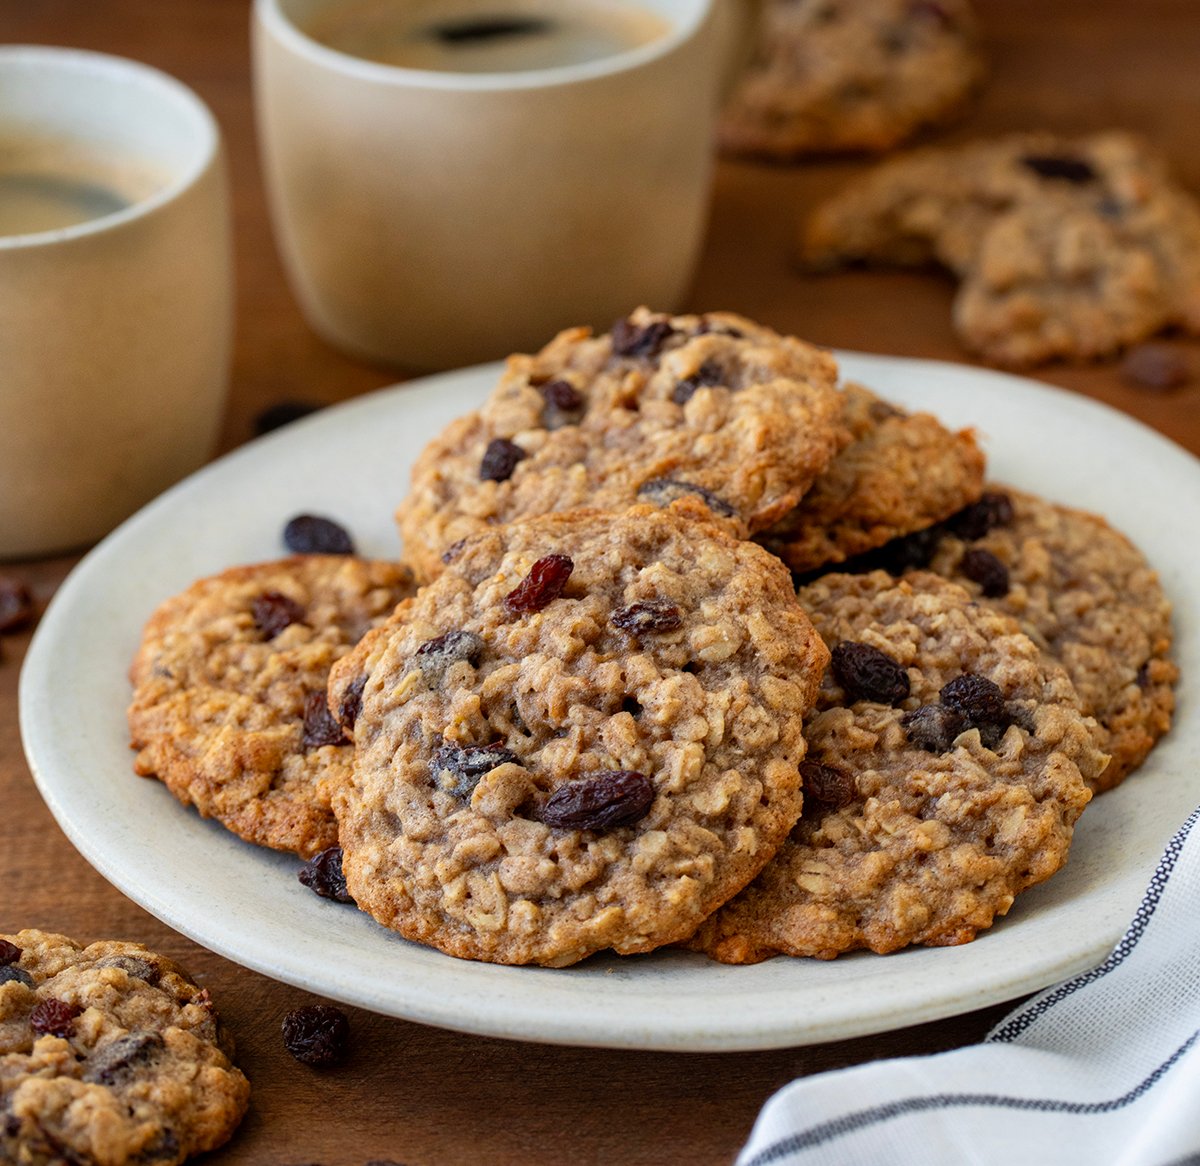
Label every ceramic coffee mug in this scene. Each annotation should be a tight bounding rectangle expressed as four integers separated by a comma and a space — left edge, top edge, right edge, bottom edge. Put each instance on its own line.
253, 0, 745, 370
0, 47, 232, 560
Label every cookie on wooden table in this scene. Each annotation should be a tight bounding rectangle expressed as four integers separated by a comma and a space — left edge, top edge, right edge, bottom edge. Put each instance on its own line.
396, 307, 844, 581
802, 132, 1200, 365
688, 570, 1105, 962
757, 381, 985, 573
329, 506, 830, 967
719, 0, 984, 159
924, 487, 1177, 791
0, 930, 249, 1165
128, 555, 416, 857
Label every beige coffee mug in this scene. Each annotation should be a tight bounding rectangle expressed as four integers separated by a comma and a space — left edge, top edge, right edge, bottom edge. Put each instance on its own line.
0, 48, 231, 560
253, 0, 742, 371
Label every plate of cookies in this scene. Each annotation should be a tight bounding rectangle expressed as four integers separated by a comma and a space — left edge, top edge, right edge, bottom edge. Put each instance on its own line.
19, 309, 1197, 1051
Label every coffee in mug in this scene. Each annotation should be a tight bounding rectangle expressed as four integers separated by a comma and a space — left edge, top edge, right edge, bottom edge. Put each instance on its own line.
0, 136, 167, 237
303, 0, 671, 73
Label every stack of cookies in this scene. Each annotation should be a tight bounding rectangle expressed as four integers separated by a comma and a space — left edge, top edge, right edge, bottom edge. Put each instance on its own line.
126, 308, 1176, 968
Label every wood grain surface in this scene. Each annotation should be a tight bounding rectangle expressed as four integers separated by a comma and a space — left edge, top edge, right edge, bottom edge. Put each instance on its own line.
2, 2, 1198, 1163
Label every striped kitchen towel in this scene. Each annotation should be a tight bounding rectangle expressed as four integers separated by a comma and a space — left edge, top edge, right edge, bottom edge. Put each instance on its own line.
738, 806, 1200, 1166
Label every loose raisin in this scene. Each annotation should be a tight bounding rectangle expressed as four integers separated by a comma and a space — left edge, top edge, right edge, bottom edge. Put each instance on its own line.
30, 998, 80, 1039
611, 317, 675, 358
0, 578, 34, 633
800, 761, 857, 812
1021, 154, 1096, 183
672, 360, 724, 405
901, 704, 967, 753
415, 630, 485, 686
0, 967, 33, 987
282, 1004, 350, 1067
283, 514, 356, 555
299, 846, 354, 904
480, 437, 527, 482
944, 492, 1014, 540
539, 379, 585, 428
0, 940, 19, 966
538, 771, 654, 831
253, 591, 305, 639
84, 1032, 164, 1084
960, 548, 1010, 597
611, 600, 682, 636
1121, 344, 1191, 391
637, 478, 736, 518
253, 400, 320, 436
503, 554, 573, 615
831, 641, 910, 706
302, 692, 345, 749
431, 742, 520, 798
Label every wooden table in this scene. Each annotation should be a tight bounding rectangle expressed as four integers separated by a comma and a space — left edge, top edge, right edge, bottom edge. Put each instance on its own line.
4, 3, 1198, 1162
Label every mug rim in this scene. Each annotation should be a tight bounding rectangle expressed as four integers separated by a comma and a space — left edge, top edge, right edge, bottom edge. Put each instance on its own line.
0, 46, 221, 252
255, 0, 712, 91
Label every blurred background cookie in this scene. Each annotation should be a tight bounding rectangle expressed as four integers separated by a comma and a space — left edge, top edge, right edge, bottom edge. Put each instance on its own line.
720, 0, 985, 159
801, 131, 1200, 364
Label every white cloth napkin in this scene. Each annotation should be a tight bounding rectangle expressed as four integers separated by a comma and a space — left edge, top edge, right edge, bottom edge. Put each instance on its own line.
737, 805, 1200, 1166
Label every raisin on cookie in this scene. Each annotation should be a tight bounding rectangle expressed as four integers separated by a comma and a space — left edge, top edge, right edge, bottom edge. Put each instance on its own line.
757, 382, 985, 573
720, 0, 984, 160
329, 506, 830, 967
925, 487, 1177, 791
688, 571, 1105, 962
0, 930, 249, 1165
801, 131, 1200, 365
128, 556, 416, 857
396, 307, 844, 581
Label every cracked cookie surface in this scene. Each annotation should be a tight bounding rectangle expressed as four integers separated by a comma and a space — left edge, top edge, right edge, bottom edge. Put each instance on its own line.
0, 930, 248, 1166
396, 307, 843, 581
329, 506, 829, 966
688, 570, 1104, 962
720, 0, 984, 159
128, 556, 416, 857
757, 382, 985, 573
924, 487, 1177, 791
802, 131, 1200, 365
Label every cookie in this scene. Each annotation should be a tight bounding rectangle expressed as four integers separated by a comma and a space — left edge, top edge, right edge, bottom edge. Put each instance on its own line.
329, 506, 830, 967
688, 570, 1105, 962
396, 307, 844, 581
757, 382, 985, 573
128, 556, 416, 858
719, 0, 984, 159
923, 487, 1177, 791
802, 131, 1200, 365
0, 930, 249, 1165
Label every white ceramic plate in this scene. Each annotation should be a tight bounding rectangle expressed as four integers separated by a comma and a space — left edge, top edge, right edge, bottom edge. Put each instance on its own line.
19, 352, 1200, 1052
